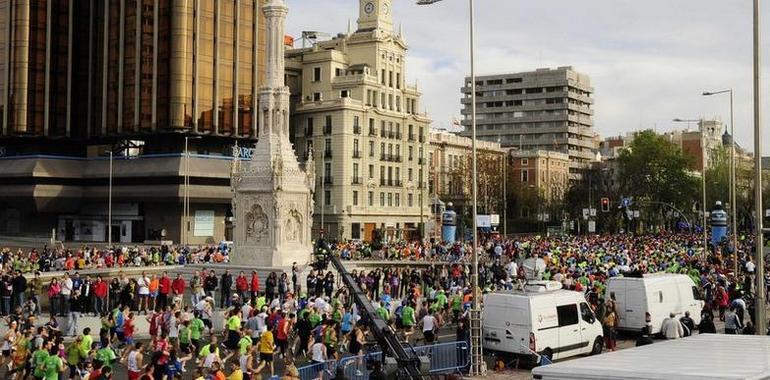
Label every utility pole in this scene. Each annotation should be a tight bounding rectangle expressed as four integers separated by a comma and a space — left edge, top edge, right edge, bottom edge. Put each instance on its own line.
753, 0, 766, 335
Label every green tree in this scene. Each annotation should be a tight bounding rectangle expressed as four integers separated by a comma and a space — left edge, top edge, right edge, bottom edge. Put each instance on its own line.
617, 130, 699, 223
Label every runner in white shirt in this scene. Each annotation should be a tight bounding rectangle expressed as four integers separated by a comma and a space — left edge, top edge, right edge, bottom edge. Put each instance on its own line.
421, 313, 439, 343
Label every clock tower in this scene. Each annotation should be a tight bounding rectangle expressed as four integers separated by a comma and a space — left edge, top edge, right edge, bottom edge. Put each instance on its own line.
357, 0, 393, 33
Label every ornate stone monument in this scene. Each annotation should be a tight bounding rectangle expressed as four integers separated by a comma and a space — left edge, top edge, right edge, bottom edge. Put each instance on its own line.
231, 0, 315, 267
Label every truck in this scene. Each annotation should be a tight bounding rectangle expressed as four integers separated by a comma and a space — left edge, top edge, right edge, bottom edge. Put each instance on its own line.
532, 334, 770, 380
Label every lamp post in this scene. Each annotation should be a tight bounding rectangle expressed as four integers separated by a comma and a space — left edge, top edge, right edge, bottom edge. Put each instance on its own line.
673, 118, 708, 255
107, 150, 113, 246
417, 0, 482, 374
702, 89, 737, 276
420, 135, 426, 240
753, 0, 766, 335
184, 135, 202, 246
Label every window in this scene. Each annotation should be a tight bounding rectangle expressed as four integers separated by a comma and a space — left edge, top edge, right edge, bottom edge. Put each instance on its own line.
353, 163, 359, 178
335, 68, 341, 77
324, 139, 332, 155
580, 303, 595, 324
395, 167, 400, 181
351, 223, 360, 239
395, 194, 400, 207
368, 191, 374, 206
381, 69, 386, 85
396, 73, 401, 89
522, 170, 529, 182
352, 191, 359, 206
313, 67, 321, 82
324, 162, 331, 178
408, 146, 413, 160
306, 117, 314, 135
521, 158, 528, 165
408, 193, 413, 207
657, 291, 663, 303
369, 141, 375, 157
340, 90, 350, 98
369, 164, 374, 178
408, 168, 413, 181
380, 193, 385, 206
387, 193, 393, 207
389, 71, 393, 87
324, 190, 331, 206
556, 304, 579, 327
353, 139, 359, 155
313, 92, 322, 101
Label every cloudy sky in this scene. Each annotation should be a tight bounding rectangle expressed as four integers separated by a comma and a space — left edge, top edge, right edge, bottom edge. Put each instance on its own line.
287, 0, 763, 151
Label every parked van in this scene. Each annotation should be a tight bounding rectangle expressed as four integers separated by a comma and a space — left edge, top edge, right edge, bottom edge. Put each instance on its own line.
606, 273, 703, 335
483, 282, 603, 363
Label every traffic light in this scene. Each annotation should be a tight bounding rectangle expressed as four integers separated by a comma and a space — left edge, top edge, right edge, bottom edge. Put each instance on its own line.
601, 197, 610, 213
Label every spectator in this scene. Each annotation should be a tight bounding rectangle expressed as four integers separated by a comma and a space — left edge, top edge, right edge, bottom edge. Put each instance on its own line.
661, 312, 684, 339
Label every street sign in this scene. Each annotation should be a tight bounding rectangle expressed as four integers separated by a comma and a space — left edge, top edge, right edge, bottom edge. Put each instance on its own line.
490, 214, 500, 226
582, 208, 589, 220
588, 221, 596, 233
544, 214, 550, 222
589, 208, 597, 217
633, 210, 640, 218
477, 215, 492, 228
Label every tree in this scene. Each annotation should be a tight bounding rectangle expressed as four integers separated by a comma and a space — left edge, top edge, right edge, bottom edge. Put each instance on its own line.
617, 130, 699, 228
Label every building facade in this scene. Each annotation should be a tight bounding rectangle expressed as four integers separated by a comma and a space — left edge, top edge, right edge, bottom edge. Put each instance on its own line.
287, 0, 431, 242
460, 67, 597, 180
427, 130, 504, 237
507, 150, 570, 214
0, 0, 267, 244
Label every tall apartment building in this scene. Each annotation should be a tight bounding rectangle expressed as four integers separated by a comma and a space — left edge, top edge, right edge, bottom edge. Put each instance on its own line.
460, 67, 597, 180
507, 149, 570, 219
0, 0, 266, 244
287, 0, 431, 242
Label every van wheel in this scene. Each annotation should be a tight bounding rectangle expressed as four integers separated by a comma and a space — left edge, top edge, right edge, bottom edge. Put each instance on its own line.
540, 348, 553, 364
590, 337, 603, 355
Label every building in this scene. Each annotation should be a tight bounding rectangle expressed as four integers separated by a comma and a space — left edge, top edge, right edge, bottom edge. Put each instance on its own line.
0, 1, 267, 244
667, 120, 724, 172
460, 67, 597, 180
507, 149, 570, 219
286, 0, 431, 242
427, 129, 504, 236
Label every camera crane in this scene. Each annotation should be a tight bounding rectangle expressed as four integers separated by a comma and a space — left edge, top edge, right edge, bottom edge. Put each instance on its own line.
313, 240, 427, 379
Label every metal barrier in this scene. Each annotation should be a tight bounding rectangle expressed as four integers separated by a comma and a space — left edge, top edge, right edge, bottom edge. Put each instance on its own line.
299, 341, 470, 380
297, 359, 337, 380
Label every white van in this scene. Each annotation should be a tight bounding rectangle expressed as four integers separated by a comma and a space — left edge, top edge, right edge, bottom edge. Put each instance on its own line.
606, 273, 703, 335
482, 282, 603, 363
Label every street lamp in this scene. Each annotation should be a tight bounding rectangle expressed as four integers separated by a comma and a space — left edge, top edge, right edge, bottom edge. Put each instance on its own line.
753, 0, 766, 335
106, 150, 113, 246
417, 0, 482, 374
672, 118, 707, 255
702, 89, 737, 276
184, 135, 202, 246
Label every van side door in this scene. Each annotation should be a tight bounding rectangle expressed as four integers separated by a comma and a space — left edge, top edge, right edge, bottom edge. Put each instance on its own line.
555, 303, 584, 359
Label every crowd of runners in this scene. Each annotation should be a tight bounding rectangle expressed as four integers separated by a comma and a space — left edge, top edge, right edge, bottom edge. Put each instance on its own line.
0, 232, 764, 379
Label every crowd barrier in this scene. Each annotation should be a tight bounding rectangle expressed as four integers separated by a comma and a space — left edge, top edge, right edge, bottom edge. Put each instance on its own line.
297, 340, 470, 380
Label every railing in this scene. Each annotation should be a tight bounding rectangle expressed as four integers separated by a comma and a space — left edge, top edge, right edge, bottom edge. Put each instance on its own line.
395, 132, 401, 140
324, 150, 333, 159
418, 158, 425, 165
369, 128, 377, 136
387, 131, 395, 138
419, 135, 425, 143
380, 130, 387, 138
408, 133, 415, 141
305, 128, 314, 136
351, 176, 363, 185
352, 151, 361, 159
353, 125, 361, 134
324, 125, 332, 135
297, 341, 471, 380
323, 176, 334, 185
393, 155, 402, 162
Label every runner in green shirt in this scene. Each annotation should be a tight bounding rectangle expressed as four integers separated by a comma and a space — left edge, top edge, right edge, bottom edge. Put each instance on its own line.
190, 316, 205, 350
238, 333, 253, 355
79, 328, 93, 354
32, 343, 50, 379
44, 347, 65, 380
95, 346, 117, 368
401, 303, 416, 327
376, 303, 390, 321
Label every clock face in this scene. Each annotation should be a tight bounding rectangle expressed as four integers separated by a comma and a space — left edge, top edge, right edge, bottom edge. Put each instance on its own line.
364, 2, 375, 14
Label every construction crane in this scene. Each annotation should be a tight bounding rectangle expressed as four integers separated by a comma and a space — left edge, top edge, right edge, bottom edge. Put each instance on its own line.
313, 240, 428, 379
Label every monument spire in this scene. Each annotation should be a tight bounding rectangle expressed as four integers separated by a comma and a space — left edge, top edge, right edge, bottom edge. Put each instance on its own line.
230, 0, 315, 268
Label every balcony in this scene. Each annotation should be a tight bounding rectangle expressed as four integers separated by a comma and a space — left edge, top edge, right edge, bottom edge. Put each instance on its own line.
353, 125, 361, 134
418, 135, 425, 143
379, 179, 403, 187
393, 155, 402, 162
380, 154, 389, 161
305, 128, 314, 136
387, 131, 395, 139
352, 151, 361, 159
395, 132, 401, 140
408, 133, 415, 141
324, 150, 333, 159
323, 176, 334, 185
351, 176, 363, 185
381, 130, 387, 138
369, 128, 377, 136
418, 158, 425, 165
324, 125, 332, 135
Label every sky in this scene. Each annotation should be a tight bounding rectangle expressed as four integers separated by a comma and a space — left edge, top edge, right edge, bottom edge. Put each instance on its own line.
286, 0, 765, 152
